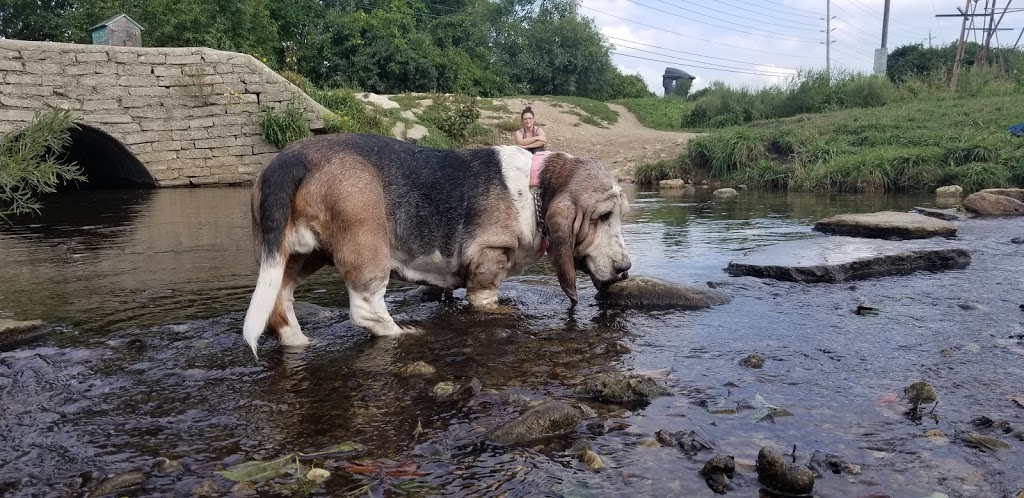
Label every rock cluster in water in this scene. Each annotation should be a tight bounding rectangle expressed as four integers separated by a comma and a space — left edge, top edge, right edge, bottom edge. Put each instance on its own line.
573, 372, 671, 406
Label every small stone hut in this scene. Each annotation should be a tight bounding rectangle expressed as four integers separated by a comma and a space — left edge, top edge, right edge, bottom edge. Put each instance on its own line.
89, 14, 143, 47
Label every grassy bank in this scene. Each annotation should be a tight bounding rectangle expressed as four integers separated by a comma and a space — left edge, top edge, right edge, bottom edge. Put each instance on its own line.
614, 96, 694, 130
637, 94, 1024, 192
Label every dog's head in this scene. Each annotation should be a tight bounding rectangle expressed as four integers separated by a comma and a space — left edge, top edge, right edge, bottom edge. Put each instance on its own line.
540, 154, 631, 305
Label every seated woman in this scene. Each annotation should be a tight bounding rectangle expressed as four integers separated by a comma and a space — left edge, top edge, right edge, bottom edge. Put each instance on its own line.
513, 106, 547, 154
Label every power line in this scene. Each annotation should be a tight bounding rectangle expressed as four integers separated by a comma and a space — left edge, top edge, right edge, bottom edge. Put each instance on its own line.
610, 41, 796, 75
615, 0, 822, 43
710, 0, 821, 21
611, 51, 797, 77
757, 0, 825, 17
834, 24, 879, 47
670, 0, 822, 30
605, 35, 801, 69
835, 0, 922, 38
580, 4, 825, 59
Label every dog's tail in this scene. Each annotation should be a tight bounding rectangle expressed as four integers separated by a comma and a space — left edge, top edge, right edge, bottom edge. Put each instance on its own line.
242, 152, 311, 358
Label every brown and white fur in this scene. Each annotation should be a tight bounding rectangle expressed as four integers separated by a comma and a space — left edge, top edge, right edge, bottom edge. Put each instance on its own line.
242, 133, 630, 357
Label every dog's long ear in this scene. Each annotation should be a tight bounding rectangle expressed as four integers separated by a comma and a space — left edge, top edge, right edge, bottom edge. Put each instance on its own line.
545, 196, 580, 305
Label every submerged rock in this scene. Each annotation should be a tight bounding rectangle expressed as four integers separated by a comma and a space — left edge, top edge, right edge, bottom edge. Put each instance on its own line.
756, 446, 815, 496
713, 188, 738, 198
740, 353, 765, 369
727, 236, 971, 283
86, 471, 147, 498
963, 192, 1024, 216
488, 401, 582, 445
904, 381, 939, 410
659, 179, 686, 189
399, 361, 436, 377
597, 276, 732, 310
573, 373, 671, 406
0, 318, 49, 352
813, 211, 958, 239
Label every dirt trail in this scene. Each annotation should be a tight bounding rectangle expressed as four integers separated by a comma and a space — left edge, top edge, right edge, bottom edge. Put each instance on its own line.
492, 98, 699, 183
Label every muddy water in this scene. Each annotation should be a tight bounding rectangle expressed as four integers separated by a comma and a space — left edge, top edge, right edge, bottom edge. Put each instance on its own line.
1, 187, 1023, 497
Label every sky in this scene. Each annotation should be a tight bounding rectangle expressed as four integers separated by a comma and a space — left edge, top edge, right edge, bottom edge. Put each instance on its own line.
583, 0, 1024, 93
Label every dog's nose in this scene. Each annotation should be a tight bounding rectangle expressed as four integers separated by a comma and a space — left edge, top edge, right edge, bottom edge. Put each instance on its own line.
614, 259, 632, 274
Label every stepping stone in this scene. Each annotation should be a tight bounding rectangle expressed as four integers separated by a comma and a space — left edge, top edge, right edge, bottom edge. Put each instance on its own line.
912, 207, 963, 222
813, 211, 958, 239
726, 236, 970, 283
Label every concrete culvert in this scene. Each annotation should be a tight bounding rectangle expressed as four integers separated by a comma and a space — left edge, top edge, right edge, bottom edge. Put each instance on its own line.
56, 123, 157, 190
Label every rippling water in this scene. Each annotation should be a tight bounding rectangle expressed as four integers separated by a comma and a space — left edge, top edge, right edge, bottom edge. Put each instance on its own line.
1, 187, 1022, 497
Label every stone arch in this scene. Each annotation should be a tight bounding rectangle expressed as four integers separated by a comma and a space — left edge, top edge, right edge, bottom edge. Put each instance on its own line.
60, 123, 157, 190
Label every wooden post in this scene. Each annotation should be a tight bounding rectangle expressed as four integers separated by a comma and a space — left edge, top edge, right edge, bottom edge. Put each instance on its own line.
950, 0, 974, 91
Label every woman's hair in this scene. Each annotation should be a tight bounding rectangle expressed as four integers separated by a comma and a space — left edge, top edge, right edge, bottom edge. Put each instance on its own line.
520, 106, 535, 119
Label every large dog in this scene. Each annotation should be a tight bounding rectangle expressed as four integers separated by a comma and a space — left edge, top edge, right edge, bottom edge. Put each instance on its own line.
242, 133, 631, 356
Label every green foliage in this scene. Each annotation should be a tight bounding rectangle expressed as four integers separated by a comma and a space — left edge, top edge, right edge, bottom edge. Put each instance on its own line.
419, 94, 481, 145
259, 101, 310, 149
6, 0, 648, 101
0, 108, 85, 219
495, 117, 522, 133
614, 96, 694, 130
683, 70, 900, 129
672, 78, 692, 99
607, 72, 655, 99
664, 94, 1024, 193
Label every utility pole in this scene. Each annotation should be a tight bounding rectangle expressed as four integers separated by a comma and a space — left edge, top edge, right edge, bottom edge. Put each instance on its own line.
826, 0, 832, 75
929, 29, 934, 48
881, 0, 891, 48
980, 1, 1014, 63
873, 0, 891, 74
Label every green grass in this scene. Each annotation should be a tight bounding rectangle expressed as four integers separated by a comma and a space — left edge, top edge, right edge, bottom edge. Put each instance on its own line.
637, 94, 1024, 193
389, 92, 422, 110
545, 96, 619, 126
615, 96, 695, 130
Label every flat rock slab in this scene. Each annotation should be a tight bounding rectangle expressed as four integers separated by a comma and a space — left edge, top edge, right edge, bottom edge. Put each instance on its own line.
912, 207, 963, 222
726, 236, 971, 283
813, 211, 958, 239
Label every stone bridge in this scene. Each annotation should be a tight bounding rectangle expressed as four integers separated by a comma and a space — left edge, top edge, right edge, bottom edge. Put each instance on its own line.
0, 39, 328, 187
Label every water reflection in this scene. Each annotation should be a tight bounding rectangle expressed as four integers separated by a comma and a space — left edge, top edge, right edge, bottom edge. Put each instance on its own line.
1, 186, 1022, 497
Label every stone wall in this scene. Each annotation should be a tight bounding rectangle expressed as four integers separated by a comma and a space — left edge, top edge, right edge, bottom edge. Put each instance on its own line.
0, 39, 329, 186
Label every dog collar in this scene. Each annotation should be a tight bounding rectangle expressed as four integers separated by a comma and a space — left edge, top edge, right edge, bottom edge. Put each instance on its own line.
529, 152, 549, 253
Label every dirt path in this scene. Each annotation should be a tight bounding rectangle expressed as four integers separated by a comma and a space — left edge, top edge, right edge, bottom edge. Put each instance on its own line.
492, 98, 699, 183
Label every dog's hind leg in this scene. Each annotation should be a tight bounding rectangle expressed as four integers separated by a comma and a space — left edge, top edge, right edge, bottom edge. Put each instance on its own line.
331, 234, 405, 337
267, 252, 327, 346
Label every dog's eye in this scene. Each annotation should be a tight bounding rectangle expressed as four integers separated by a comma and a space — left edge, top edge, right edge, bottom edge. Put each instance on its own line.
598, 211, 613, 222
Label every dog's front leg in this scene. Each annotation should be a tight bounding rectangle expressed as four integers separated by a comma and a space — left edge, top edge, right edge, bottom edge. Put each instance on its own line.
466, 247, 511, 310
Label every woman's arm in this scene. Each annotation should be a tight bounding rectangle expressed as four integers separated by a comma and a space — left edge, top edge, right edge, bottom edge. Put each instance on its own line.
514, 130, 544, 147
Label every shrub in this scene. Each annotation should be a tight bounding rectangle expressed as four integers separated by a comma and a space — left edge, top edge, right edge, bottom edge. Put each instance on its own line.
259, 101, 310, 149
307, 88, 391, 136
0, 108, 85, 218
419, 94, 481, 145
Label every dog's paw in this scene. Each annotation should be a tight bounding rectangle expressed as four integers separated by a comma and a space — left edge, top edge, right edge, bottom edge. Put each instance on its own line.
399, 324, 425, 335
